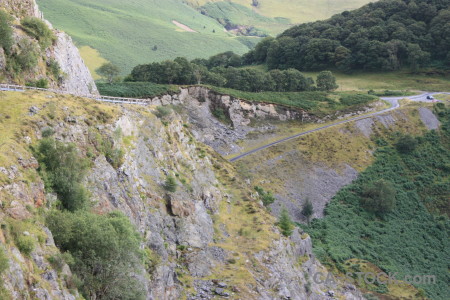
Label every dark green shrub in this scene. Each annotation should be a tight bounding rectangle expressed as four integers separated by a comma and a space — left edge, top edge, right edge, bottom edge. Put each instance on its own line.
101, 138, 124, 169
395, 134, 418, 154
360, 179, 396, 215
316, 71, 338, 91
155, 106, 172, 118
301, 198, 314, 224
26, 78, 49, 89
46, 210, 145, 300
254, 186, 275, 207
164, 175, 177, 192
12, 38, 39, 72
16, 235, 35, 256
278, 207, 293, 237
212, 108, 228, 122
33, 138, 89, 211
0, 11, 13, 54
48, 59, 61, 79
41, 127, 55, 138
21, 17, 56, 49
97, 82, 178, 98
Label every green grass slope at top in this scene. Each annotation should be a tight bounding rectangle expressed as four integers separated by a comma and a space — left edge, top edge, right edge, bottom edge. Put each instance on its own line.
199, 1, 292, 36
97, 82, 179, 98
188, 0, 375, 24
37, 0, 252, 75
304, 108, 450, 299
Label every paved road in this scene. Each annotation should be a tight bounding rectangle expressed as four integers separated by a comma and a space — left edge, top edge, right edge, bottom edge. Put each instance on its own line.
1, 84, 447, 162
229, 92, 447, 162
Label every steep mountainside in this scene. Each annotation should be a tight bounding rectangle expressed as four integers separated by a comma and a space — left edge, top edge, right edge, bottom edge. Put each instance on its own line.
0, 0, 97, 95
0, 88, 366, 299
230, 100, 449, 299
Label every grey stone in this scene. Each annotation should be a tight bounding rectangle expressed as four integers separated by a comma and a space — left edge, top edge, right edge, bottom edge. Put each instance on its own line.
419, 107, 440, 130
29, 106, 40, 116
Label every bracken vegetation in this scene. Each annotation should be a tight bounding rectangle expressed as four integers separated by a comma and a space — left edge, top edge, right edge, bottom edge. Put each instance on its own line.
304, 104, 450, 299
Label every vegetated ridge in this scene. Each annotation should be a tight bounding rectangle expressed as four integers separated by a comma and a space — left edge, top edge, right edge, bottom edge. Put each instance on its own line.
243, 0, 450, 72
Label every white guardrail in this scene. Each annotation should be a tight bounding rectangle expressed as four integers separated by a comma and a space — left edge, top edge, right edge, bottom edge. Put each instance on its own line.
0, 83, 151, 105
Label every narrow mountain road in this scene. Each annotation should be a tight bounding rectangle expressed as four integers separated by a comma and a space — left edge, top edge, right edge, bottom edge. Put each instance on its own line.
1, 83, 447, 163
229, 92, 448, 162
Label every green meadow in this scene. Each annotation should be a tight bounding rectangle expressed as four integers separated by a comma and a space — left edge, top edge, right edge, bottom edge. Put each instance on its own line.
37, 0, 252, 75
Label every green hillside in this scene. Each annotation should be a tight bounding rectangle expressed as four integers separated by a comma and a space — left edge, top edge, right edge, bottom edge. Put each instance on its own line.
304, 105, 450, 299
187, 0, 374, 24
37, 0, 376, 76
37, 0, 253, 75
244, 0, 450, 72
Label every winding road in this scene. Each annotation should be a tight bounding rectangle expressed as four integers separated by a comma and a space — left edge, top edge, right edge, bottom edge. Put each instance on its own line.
228, 92, 448, 162
0, 83, 447, 163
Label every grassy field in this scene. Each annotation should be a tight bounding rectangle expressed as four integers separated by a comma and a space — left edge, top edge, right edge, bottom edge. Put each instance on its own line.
37, 0, 377, 76
199, 1, 291, 36
302, 70, 450, 92
37, 0, 252, 75
188, 0, 374, 24
78, 46, 108, 80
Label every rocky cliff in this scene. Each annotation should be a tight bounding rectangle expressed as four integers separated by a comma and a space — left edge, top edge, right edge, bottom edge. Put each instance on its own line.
0, 0, 98, 96
0, 90, 364, 299
137, 86, 382, 156
49, 31, 98, 96
238, 104, 441, 223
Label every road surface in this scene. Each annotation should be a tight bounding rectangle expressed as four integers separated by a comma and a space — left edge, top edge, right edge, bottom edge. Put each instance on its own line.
229, 92, 448, 162
1, 84, 447, 162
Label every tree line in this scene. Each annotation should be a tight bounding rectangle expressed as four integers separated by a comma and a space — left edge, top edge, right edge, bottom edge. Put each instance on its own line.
128, 54, 338, 92
244, 0, 450, 71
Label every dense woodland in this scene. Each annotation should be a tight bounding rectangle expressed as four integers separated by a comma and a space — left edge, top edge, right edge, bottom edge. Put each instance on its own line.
128, 54, 338, 92
244, 0, 450, 71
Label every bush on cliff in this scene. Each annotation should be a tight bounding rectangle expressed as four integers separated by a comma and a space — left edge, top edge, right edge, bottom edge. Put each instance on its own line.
47, 210, 145, 300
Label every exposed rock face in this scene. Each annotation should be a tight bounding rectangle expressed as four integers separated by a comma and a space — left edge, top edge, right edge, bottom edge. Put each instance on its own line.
2, 234, 77, 300
2, 0, 41, 18
0, 94, 365, 299
50, 31, 99, 96
1, 0, 98, 96
419, 107, 440, 130
143, 86, 380, 156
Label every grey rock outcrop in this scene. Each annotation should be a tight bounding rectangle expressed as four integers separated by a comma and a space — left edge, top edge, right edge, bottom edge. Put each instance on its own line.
0, 92, 370, 299
50, 31, 98, 96
1, 231, 78, 299
419, 107, 440, 130
1, 0, 98, 96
